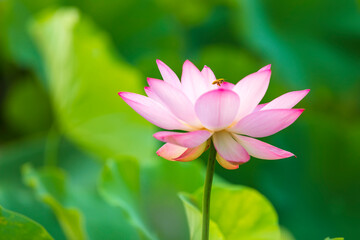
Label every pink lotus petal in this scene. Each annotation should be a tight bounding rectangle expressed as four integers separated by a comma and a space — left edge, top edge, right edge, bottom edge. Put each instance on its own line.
230, 109, 304, 137
153, 130, 212, 148
144, 86, 163, 103
216, 154, 240, 170
253, 103, 267, 112
232, 70, 271, 120
156, 142, 209, 162
234, 135, 294, 160
156, 59, 182, 88
261, 89, 310, 110
258, 64, 271, 72
201, 66, 234, 90
147, 78, 202, 127
201, 65, 217, 85
212, 131, 250, 163
174, 142, 209, 161
118, 92, 190, 130
181, 60, 209, 102
218, 81, 234, 90
194, 89, 240, 131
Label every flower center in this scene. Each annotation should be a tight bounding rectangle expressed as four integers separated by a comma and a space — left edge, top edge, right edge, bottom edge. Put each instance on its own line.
212, 78, 224, 86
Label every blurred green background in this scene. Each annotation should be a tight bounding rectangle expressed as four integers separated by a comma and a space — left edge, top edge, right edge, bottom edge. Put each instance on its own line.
0, 0, 359, 239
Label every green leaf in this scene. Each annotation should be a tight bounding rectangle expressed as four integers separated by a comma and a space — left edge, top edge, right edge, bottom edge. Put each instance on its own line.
15, 138, 141, 240
22, 164, 88, 240
180, 184, 281, 240
0, 137, 67, 239
0, 135, 140, 239
279, 227, 295, 240
324, 238, 344, 240
143, 160, 206, 240
179, 193, 224, 240
0, 0, 48, 82
0, 205, 53, 240
30, 8, 155, 162
98, 158, 157, 240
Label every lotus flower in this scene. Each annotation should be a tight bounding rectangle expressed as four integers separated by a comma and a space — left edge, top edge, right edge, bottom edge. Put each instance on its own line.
119, 60, 309, 169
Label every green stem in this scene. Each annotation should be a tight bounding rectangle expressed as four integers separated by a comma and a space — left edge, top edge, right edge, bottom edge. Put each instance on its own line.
202, 142, 216, 240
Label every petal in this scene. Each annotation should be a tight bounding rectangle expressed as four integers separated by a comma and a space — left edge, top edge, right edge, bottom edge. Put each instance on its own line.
156, 59, 182, 88
153, 130, 212, 148
156, 142, 209, 162
219, 82, 234, 90
253, 103, 267, 112
230, 109, 304, 137
157, 143, 186, 161
181, 60, 209, 102
258, 64, 271, 72
144, 86, 162, 103
234, 135, 294, 160
216, 154, 240, 170
119, 92, 189, 130
147, 78, 202, 127
201, 65, 217, 85
201, 66, 234, 91
232, 69, 271, 120
212, 131, 250, 163
261, 89, 310, 110
194, 89, 240, 131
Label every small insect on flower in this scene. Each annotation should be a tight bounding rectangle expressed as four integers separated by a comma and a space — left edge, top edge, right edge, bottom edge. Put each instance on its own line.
212, 78, 224, 86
